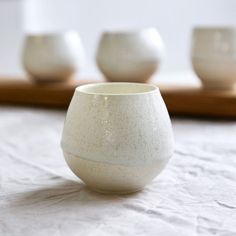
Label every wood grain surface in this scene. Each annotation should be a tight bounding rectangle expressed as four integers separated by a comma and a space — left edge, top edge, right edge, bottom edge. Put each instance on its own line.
0, 78, 236, 118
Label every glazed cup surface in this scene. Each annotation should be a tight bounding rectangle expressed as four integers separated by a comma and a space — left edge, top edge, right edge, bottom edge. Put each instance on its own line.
22, 31, 84, 83
61, 83, 174, 194
191, 27, 236, 89
96, 28, 165, 82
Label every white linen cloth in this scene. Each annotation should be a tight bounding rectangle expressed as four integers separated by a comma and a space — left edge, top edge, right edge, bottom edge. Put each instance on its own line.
0, 106, 236, 236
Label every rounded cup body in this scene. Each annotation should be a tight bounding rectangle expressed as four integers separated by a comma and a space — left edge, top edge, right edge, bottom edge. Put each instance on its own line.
96, 28, 165, 83
61, 83, 174, 194
22, 31, 84, 83
191, 27, 236, 89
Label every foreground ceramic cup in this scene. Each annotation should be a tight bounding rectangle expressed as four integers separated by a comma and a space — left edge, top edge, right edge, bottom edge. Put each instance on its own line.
22, 31, 84, 83
61, 83, 174, 194
191, 27, 236, 89
96, 28, 165, 82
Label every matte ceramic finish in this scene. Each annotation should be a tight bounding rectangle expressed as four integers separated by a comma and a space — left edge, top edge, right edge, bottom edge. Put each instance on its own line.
64, 152, 167, 194
96, 28, 165, 82
22, 31, 84, 83
61, 83, 174, 194
191, 27, 236, 89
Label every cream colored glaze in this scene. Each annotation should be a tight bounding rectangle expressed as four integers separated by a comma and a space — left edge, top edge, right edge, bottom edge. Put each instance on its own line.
96, 28, 165, 82
191, 27, 236, 90
64, 152, 168, 194
22, 31, 84, 83
61, 83, 174, 194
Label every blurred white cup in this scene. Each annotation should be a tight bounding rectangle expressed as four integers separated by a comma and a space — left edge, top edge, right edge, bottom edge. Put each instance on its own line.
22, 31, 84, 83
96, 28, 165, 83
191, 27, 236, 90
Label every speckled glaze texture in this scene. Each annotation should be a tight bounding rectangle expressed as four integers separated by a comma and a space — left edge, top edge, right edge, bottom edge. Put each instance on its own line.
61, 83, 174, 193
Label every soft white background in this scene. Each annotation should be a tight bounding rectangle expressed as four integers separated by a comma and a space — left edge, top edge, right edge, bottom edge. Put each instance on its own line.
0, 0, 235, 76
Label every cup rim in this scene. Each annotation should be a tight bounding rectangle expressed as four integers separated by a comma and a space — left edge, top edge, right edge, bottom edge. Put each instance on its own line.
101, 27, 158, 36
76, 82, 159, 96
193, 26, 236, 32
25, 30, 79, 38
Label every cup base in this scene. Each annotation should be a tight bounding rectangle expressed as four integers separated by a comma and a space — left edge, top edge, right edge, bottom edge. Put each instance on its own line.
63, 151, 167, 194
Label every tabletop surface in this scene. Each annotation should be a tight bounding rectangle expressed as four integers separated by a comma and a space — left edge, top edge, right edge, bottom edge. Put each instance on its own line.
0, 107, 236, 236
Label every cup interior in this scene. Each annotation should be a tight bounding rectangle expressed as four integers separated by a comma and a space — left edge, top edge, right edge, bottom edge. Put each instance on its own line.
77, 83, 157, 95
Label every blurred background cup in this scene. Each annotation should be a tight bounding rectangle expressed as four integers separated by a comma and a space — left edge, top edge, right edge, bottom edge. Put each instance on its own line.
96, 28, 165, 83
191, 27, 236, 90
22, 31, 85, 83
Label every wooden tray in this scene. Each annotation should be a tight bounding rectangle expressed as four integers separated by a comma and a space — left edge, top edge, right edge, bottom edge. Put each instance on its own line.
0, 78, 236, 118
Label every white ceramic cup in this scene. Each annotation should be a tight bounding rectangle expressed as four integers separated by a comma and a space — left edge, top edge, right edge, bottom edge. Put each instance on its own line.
191, 27, 236, 90
96, 28, 165, 83
22, 31, 84, 83
61, 83, 174, 194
